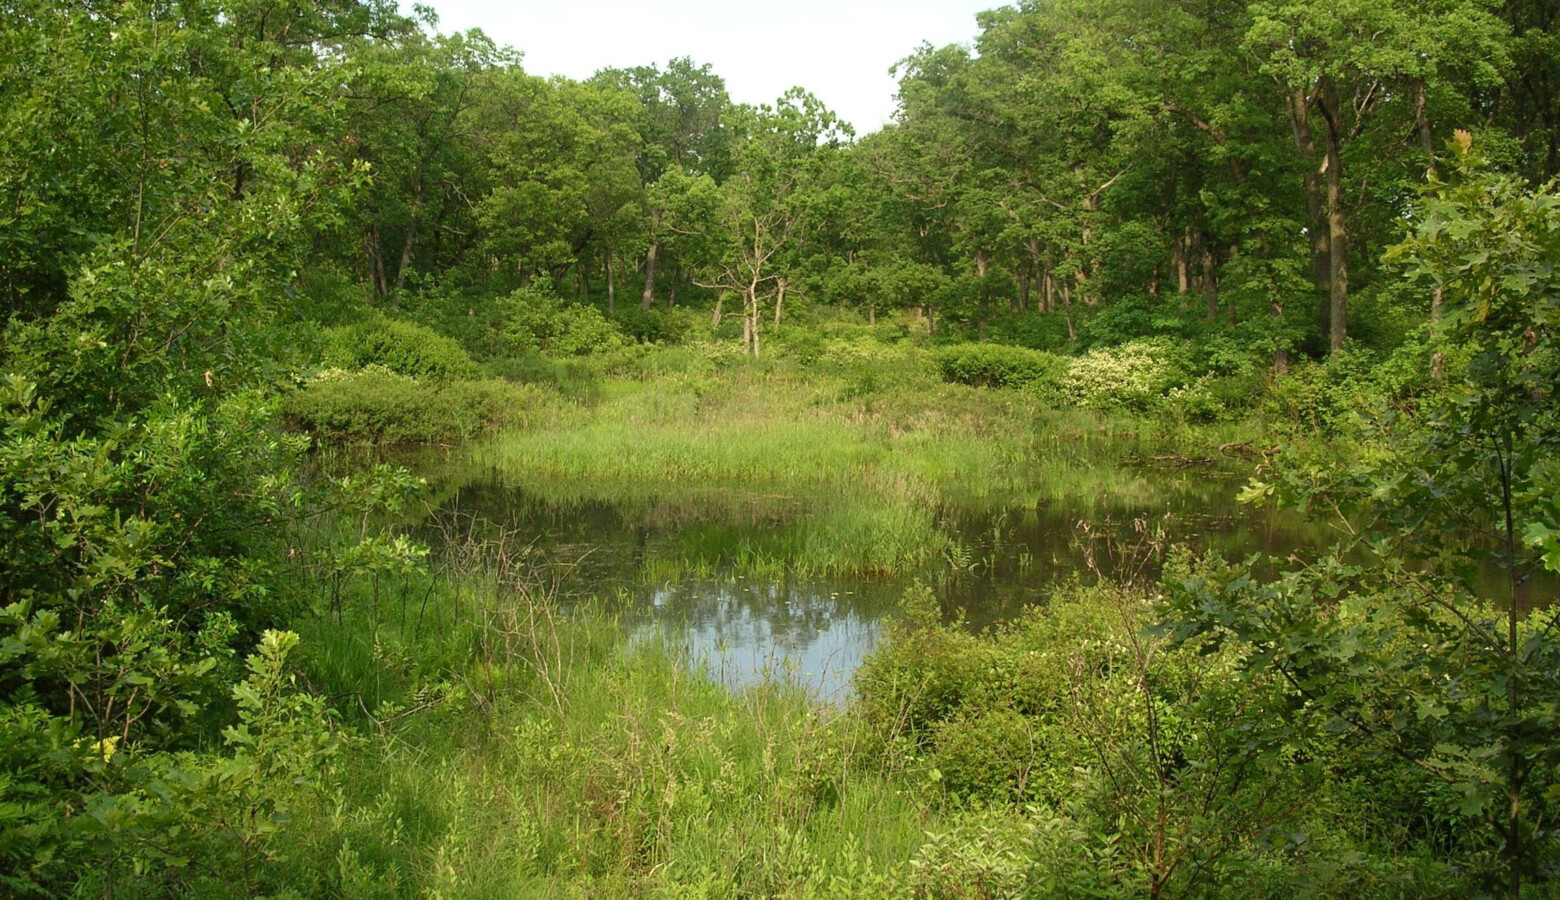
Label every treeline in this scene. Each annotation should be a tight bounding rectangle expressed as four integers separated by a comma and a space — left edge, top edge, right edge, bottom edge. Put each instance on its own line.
9, 0, 1558, 371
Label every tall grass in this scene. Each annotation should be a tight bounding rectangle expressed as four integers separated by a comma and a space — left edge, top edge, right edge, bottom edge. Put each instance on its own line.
278, 523, 942, 898
460, 360, 1259, 580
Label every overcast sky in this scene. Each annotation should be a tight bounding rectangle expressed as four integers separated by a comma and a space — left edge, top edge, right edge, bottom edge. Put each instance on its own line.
414, 0, 996, 134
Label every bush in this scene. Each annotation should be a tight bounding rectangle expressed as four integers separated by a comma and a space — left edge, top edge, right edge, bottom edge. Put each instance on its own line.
483, 352, 601, 402
1261, 345, 1383, 435
985, 309, 1075, 352
1059, 339, 1181, 412
931, 707, 1041, 801
933, 343, 1068, 392
504, 287, 626, 357
611, 305, 699, 345
282, 367, 557, 444
772, 325, 827, 365
325, 315, 477, 382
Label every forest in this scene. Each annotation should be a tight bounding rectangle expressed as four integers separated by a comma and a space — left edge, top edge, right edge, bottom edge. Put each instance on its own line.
1, 0, 1558, 896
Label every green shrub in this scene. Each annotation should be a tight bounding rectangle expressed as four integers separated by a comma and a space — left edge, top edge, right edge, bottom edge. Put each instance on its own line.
931, 707, 1041, 801
1158, 376, 1235, 424
482, 351, 601, 402
773, 325, 827, 365
984, 309, 1074, 352
611, 305, 699, 345
282, 367, 557, 444
933, 342, 1068, 391
325, 315, 477, 382
504, 287, 626, 356
1260, 345, 1385, 435
856, 623, 986, 744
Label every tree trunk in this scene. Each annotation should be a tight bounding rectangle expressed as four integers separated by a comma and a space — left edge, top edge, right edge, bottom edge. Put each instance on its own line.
392, 183, 424, 299
1286, 84, 1333, 340
975, 250, 991, 332
1414, 79, 1438, 178
744, 285, 762, 358
393, 221, 416, 299
711, 294, 724, 328
1018, 268, 1030, 311
669, 264, 680, 307
365, 228, 388, 300
1320, 78, 1349, 353
1414, 79, 1445, 322
641, 242, 659, 311
1174, 232, 1189, 295
1200, 236, 1219, 319
605, 248, 616, 316
774, 277, 787, 327
1061, 284, 1076, 341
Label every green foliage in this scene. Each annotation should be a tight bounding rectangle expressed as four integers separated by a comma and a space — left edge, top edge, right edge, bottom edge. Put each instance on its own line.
2, 0, 1558, 892
503, 287, 628, 356
282, 367, 558, 444
1260, 346, 1385, 434
856, 580, 1452, 896
611, 304, 700, 345
1170, 145, 1560, 895
325, 315, 478, 382
932, 342, 1068, 392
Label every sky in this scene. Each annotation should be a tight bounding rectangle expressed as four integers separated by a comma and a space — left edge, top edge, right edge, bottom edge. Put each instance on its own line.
414, 0, 996, 134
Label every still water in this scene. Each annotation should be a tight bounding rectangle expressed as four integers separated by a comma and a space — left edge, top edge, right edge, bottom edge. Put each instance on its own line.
406, 454, 1335, 700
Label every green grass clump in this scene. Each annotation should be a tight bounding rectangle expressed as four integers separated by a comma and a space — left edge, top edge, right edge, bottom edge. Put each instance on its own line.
459, 357, 1257, 578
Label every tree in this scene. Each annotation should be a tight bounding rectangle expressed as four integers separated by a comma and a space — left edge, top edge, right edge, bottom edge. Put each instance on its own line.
1168, 136, 1559, 898
593, 58, 732, 308
694, 92, 849, 355
344, 25, 511, 300
1243, 0, 1509, 352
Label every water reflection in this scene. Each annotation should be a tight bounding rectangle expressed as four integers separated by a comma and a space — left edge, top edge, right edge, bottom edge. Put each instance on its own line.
402, 448, 1551, 696
626, 578, 894, 700
409, 460, 1334, 696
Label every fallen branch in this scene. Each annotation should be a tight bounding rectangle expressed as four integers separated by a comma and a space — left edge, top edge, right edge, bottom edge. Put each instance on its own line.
1128, 453, 1217, 469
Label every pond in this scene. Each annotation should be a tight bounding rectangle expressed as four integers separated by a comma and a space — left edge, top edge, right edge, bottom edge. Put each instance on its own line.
403, 449, 1340, 700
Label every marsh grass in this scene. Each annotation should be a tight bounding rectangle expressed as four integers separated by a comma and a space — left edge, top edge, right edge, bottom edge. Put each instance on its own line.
461, 359, 1258, 580
283, 523, 942, 898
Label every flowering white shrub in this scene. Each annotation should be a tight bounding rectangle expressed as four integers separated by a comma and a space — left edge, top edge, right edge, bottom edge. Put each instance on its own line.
1059, 339, 1179, 412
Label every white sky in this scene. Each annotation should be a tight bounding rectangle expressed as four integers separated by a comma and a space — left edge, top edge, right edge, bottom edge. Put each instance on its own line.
415, 0, 996, 134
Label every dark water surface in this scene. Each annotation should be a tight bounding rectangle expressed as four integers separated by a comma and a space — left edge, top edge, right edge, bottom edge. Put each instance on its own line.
403, 452, 1342, 700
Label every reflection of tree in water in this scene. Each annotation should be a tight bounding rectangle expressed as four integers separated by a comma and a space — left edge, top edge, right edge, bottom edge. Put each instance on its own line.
633, 578, 894, 699
934, 469, 1338, 620
638, 576, 899, 647
416, 479, 823, 589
